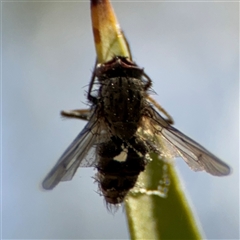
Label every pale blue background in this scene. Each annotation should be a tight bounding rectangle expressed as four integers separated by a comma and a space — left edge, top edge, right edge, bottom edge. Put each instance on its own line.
2, 1, 239, 239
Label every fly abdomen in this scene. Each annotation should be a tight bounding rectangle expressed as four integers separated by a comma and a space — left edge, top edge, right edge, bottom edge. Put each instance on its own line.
96, 137, 148, 204
97, 172, 139, 205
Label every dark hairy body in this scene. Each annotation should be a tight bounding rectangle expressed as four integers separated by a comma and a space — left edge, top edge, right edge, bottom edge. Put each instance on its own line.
94, 57, 151, 139
92, 57, 154, 204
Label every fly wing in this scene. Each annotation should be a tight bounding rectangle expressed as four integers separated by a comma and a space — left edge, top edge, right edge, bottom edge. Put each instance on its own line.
42, 115, 100, 190
146, 106, 231, 176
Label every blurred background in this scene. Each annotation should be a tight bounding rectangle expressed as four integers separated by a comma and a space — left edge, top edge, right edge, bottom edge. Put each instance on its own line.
2, 1, 239, 239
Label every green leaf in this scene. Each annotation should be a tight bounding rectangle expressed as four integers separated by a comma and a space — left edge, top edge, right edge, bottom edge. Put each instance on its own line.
125, 153, 203, 240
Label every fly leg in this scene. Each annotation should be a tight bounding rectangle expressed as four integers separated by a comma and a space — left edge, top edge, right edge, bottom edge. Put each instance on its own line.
142, 71, 174, 125
147, 95, 174, 125
142, 72, 152, 91
61, 60, 99, 121
87, 58, 98, 104
61, 108, 91, 121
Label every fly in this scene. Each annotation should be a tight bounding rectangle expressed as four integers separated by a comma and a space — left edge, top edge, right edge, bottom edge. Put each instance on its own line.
42, 56, 231, 205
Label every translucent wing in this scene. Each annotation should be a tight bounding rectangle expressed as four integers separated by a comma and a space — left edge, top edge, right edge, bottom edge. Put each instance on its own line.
146, 106, 231, 176
42, 114, 100, 190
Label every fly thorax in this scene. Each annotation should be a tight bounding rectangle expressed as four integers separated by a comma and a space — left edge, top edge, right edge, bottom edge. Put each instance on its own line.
100, 77, 145, 139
